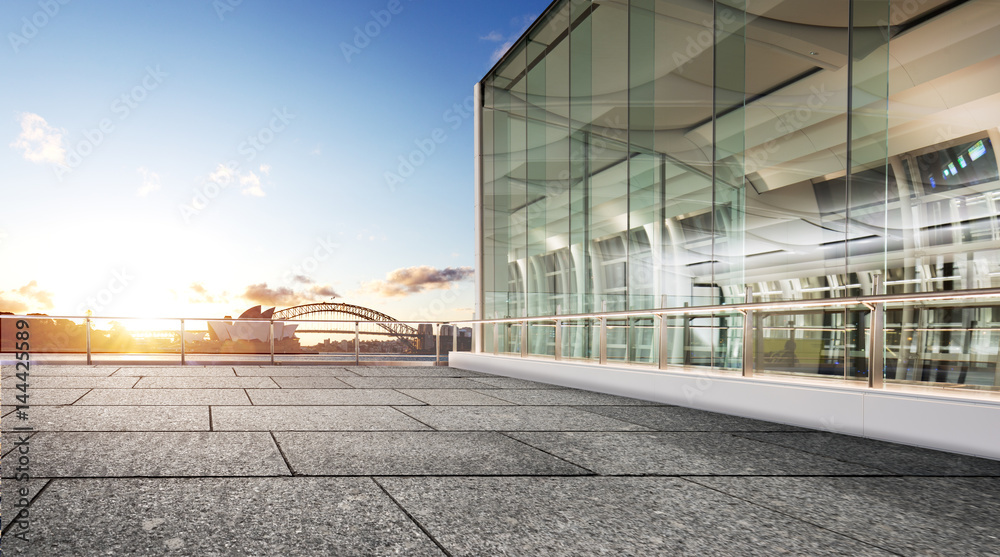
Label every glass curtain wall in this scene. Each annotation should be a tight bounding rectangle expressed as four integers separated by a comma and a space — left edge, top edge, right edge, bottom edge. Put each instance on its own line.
480, 0, 1000, 389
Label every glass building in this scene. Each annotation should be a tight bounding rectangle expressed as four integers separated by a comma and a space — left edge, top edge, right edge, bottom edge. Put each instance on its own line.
471, 0, 1000, 395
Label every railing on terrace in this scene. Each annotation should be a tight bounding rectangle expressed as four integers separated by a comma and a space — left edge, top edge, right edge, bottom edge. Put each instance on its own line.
453, 284, 1000, 392
0, 316, 470, 366
4, 286, 1000, 391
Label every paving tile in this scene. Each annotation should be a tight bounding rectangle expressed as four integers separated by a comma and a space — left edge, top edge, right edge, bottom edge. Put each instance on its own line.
396, 406, 650, 431
234, 366, 360, 377
247, 389, 424, 406
275, 432, 589, 475
1, 479, 47, 533
396, 389, 514, 406
346, 366, 485, 377
1, 478, 442, 556
508, 432, 886, 476
1, 431, 33, 459
575, 405, 805, 432
340, 377, 494, 389
1, 388, 89, 407
112, 366, 236, 376
691, 477, 1000, 556
272, 376, 353, 389
479, 389, 662, 406
75, 388, 251, 406
11, 376, 138, 389
465, 376, 568, 389
0, 432, 289, 478
377, 477, 893, 556
0, 406, 208, 432
212, 406, 432, 431
133, 376, 278, 389
1, 365, 117, 377
736, 432, 1000, 476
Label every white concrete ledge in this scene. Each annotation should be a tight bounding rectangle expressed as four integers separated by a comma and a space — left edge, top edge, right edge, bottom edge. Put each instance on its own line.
450, 352, 1000, 461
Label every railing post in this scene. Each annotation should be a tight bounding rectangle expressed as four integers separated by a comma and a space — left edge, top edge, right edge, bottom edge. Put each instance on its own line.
180, 319, 186, 365
86, 317, 92, 365
452, 324, 458, 354
599, 316, 608, 365
658, 314, 669, 370
269, 320, 275, 365
755, 312, 765, 374
554, 319, 562, 361
520, 320, 528, 358
869, 275, 885, 388
493, 322, 499, 355
435, 324, 442, 365
681, 302, 692, 367
352, 322, 359, 365
743, 286, 754, 377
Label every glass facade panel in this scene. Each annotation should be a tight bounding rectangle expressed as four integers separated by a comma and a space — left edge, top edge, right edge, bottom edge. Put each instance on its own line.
528, 320, 557, 357
478, 0, 1000, 388
560, 317, 598, 360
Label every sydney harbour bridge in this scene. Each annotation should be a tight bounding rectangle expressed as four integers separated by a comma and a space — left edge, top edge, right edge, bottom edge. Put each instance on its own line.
272, 302, 426, 352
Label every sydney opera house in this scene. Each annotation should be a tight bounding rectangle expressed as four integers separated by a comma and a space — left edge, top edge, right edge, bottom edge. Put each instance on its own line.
208, 305, 299, 343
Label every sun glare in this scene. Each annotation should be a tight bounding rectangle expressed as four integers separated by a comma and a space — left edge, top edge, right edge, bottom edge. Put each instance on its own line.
101, 318, 182, 334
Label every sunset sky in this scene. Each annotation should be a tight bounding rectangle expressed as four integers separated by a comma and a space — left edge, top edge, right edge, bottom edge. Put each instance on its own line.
1, 0, 550, 322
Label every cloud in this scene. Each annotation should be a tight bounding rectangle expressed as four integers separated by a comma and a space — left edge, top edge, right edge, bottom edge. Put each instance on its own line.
209, 163, 235, 184
309, 285, 339, 298
0, 297, 29, 314
515, 14, 537, 28
243, 284, 301, 306
204, 163, 267, 197
240, 172, 265, 197
10, 112, 66, 165
485, 15, 537, 64
0, 280, 55, 312
308, 144, 322, 156
361, 266, 474, 298
490, 41, 516, 63
17, 281, 54, 308
291, 274, 313, 284
137, 167, 161, 196
187, 282, 219, 304
242, 283, 340, 307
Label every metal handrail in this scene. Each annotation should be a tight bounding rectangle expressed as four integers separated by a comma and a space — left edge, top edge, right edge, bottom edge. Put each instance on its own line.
0, 314, 448, 325
0, 314, 468, 366
442, 287, 1000, 326
5, 286, 1000, 387
442, 287, 1000, 391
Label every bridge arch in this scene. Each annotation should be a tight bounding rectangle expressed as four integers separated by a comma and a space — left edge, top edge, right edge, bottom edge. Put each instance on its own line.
273, 303, 420, 352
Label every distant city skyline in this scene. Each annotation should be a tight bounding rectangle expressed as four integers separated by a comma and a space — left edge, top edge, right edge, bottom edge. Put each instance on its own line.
1, 0, 550, 321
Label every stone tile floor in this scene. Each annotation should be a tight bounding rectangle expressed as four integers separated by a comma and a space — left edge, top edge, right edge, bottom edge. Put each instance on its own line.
2, 364, 999, 555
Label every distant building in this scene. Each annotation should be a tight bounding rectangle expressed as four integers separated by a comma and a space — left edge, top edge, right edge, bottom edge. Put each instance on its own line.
416, 324, 472, 352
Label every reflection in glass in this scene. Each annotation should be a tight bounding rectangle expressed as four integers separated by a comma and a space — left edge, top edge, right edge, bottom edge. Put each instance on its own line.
478, 0, 1000, 388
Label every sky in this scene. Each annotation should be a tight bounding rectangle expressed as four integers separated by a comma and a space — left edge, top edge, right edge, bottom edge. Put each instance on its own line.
0, 0, 551, 323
